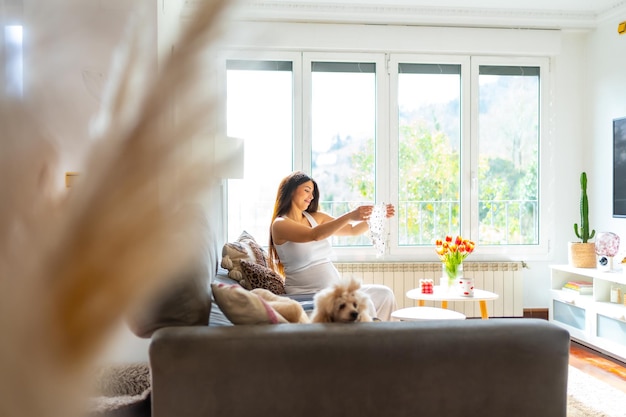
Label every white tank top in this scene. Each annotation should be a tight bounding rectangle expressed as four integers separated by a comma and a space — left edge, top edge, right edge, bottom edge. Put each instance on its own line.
274, 211, 340, 294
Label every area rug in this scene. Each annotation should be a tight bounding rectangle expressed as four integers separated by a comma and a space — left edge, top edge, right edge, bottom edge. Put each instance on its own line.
567, 365, 626, 417
88, 362, 151, 417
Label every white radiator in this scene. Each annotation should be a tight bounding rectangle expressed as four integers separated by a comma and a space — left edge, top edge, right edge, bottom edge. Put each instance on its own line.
334, 262, 524, 318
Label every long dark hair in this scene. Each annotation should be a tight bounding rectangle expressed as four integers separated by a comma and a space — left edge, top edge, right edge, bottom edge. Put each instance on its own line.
268, 171, 319, 275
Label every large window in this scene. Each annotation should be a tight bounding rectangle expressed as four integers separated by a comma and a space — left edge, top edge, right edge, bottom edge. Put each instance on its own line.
310, 60, 377, 247
396, 61, 463, 246
226, 59, 295, 246
225, 52, 549, 260
476, 64, 540, 246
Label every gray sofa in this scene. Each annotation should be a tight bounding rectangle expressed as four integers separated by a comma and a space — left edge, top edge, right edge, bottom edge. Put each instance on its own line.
150, 319, 569, 417
128, 214, 570, 417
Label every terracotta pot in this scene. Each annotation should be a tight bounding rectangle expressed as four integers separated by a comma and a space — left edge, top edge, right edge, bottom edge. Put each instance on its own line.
568, 242, 596, 268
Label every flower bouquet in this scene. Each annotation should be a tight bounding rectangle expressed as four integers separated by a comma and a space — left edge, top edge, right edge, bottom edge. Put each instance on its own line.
435, 235, 475, 287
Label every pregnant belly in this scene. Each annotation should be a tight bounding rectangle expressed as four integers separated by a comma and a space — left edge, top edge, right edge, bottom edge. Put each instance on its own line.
285, 262, 339, 295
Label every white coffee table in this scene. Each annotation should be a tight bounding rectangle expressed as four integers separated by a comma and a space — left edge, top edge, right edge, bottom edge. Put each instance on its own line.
406, 286, 499, 319
392, 306, 466, 321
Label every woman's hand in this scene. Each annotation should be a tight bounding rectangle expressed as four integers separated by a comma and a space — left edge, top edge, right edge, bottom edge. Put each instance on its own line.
350, 205, 374, 221
385, 203, 395, 218
349, 204, 394, 221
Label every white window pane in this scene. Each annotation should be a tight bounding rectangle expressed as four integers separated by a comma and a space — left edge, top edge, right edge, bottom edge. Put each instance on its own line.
311, 62, 376, 247
397, 63, 461, 245
226, 61, 293, 245
478, 66, 539, 245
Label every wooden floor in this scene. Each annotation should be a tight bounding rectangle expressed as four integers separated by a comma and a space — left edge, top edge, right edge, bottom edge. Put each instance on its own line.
570, 340, 626, 393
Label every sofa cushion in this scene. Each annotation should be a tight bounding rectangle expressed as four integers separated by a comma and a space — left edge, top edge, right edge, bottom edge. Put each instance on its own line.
209, 271, 315, 327
239, 260, 286, 295
127, 264, 211, 338
211, 282, 288, 325
208, 271, 237, 326
125, 206, 214, 338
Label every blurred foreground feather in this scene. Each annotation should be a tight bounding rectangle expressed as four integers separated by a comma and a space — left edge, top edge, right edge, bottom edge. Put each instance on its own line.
0, 0, 236, 416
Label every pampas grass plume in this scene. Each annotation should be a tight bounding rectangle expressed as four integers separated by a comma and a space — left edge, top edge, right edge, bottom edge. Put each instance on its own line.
0, 0, 238, 416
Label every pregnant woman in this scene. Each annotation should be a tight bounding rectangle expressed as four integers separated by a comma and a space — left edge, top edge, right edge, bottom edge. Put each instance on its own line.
268, 171, 396, 320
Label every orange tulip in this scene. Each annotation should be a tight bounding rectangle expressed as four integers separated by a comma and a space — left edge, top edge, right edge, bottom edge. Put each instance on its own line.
434, 235, 476, 278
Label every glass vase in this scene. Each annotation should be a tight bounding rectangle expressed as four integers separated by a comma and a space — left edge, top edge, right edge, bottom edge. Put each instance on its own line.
441, 262, 463, 292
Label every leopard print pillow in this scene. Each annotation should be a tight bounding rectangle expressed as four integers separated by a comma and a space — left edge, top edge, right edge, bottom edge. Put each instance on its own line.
240, 260, 286, 295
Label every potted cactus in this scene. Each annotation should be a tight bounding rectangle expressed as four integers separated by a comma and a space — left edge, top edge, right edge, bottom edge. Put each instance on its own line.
568, 172, 596, 268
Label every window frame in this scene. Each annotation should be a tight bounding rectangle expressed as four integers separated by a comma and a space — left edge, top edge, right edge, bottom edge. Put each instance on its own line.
469, 55, 552, 260
303, 52, 389, 257
221, 50, 554, 262
220, 50, 302, 247
388, 54, 472, 260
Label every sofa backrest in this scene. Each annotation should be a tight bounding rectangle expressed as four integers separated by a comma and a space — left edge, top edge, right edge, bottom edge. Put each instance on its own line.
150, 319, 570, 417
126, 205, 220, 338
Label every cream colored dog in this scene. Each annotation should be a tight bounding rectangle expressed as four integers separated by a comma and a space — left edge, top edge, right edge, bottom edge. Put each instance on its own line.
310, 278, 374, 323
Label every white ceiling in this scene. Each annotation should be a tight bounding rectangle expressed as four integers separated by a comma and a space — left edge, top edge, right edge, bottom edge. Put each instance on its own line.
231, 0, 626, 29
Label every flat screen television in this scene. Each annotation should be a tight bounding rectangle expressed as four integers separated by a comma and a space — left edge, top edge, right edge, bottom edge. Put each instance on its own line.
614, 117, 626, 217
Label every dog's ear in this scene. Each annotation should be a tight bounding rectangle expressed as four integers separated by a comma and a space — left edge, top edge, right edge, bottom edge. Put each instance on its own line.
347, 277, 362, 293
312, 288, 335, 323
320, 288, 338, 321
333, 284, 347, 298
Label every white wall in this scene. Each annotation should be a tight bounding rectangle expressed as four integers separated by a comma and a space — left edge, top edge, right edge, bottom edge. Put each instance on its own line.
21, 0, 151, 190
525, 16, 626, 308
523, 31, 588, 307
587, 18, 626, 244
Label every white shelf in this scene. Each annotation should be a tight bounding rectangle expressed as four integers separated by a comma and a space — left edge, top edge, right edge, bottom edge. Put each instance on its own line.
594, 301, 626, 319
550, 264, 626, 362
550, 289, 595, 307
550, 264, 626, 284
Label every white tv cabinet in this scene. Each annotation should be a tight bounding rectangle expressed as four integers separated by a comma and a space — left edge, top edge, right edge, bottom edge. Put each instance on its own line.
549, 264, 626, 361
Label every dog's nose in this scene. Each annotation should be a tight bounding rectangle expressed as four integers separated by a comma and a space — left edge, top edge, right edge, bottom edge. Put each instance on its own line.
350, 311, 359, 321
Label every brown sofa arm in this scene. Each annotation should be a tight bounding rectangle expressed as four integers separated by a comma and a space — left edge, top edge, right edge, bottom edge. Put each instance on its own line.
150, 319, 569, 417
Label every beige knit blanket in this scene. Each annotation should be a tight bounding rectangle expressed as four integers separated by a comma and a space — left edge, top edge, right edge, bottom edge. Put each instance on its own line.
88, 363, 151, 414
